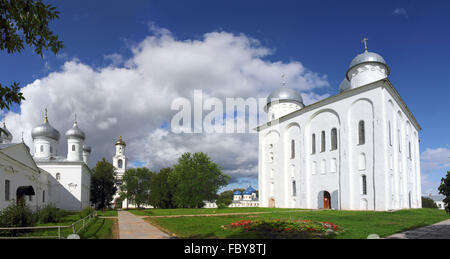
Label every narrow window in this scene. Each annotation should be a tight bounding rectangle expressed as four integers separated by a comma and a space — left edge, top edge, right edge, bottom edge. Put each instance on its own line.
72, 145, 75, 151
292, 180, 297, 197
321, 131, 325, 152
362, 175, 367, 195
408, 141, 411, 159
29, 195, 32, 202
388, 121, 392, 146
291, 140, 295, 159
50, 146, 53, 154
331, 128, 337, 150
42, 190, 45, 203
358, 121, 365, 145
40, 145, 44, 152
398, 129, 401, 152
118, 159, 123, 168
311, 134, 316, 154
5, 180, 10, 201
56, 173, 61, 181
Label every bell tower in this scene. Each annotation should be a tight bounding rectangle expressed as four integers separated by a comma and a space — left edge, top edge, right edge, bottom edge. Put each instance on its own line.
112, 136, 127, 180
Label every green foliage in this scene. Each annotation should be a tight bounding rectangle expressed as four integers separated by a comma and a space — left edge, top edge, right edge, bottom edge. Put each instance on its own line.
148, 167, 177, 209
216, 203, 228, 209
217, 189, 245, 207
79, 207, 94, 219
0, 0, 63, 114
168, 152, 230, 208
0, 203, 35, 236
90, 158, 117, 209
438, 171, 450, 213
36, 204, 69, 223
421, 197, 438, 209
120, 167, 154, 209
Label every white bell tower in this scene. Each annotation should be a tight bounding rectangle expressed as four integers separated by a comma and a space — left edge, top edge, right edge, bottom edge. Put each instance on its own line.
112, 136, 127, 180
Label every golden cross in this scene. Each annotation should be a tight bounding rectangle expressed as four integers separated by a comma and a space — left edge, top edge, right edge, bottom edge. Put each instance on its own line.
362, 37, 368, 51
44, 108, 48, 123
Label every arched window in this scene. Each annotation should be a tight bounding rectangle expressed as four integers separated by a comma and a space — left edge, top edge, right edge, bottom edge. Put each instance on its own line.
40, 145, 44, 152
331, 128, 337, 150
321, 131, 326, 152
5, 180, 10, 201
290, 140, 295, 159
42, 190, 45, 203
362, 175, 367, 195
72, 145, 75, 151
292, 180, 297, 197
311, 134, 316, 154
358, 121, 365, 145
56, 173, 61, 181
118, 159, 123, 168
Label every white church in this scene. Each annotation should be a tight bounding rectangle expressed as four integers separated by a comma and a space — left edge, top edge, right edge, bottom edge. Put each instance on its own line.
257, 41, 422, 211
0, 110, 92, 211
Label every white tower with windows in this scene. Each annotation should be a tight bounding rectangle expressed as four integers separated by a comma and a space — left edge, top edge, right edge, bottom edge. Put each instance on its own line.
65, 117, 85, 162
31, 109, 60, 159
112, 136, 127, 179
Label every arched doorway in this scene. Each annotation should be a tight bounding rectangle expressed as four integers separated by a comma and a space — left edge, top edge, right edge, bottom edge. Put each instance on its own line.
16, 186, 35, 206
269, 197, 275, 208
323, 191, 331, 209
114, 197, 123, 209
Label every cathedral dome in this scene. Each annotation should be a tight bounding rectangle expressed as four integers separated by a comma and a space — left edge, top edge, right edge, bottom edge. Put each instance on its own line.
338, 78, 351, 93
0, 122, 13, 143
243, 186, 256, 195
265, 87, 304, 111
65, 122, 86, 140
31, 119, 60, 141
346, 50, 390, 80
233, 191, 242, 195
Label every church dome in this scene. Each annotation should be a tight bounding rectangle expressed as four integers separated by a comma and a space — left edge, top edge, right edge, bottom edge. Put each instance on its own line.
243, 186, 256, 195
338, 78, 351, 93
115, 136, 126, 146
0, 122, 13, 143
265, 87, 304, 111
83, 145, 92, 153
233, 191, 242, 195
346, 50, 390, 80
31, 117, 60, 141
65, 121, 85, 140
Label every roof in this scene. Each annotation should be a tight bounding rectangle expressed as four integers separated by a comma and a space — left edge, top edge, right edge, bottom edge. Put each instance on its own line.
65, 122, 86, 140
243, 186, 257, 195
346, 51, 390, 80
265, 87, 304, 111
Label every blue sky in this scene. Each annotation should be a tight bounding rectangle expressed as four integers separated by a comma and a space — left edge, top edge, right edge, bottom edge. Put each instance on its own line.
1, 0, 449, 193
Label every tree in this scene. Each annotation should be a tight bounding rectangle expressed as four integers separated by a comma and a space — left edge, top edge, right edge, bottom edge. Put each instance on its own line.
169, 152, 230, 208
119, 167, 153, 209
217, 188, 245, 207
421, 196, 438, 209
90, 158, 117, 209
148, 167, 177, 209
438, 171, 450, 213
0, 0, 63, 118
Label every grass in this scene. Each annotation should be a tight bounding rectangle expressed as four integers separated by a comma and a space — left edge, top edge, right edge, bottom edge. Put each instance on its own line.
95, 210, 118, 217
79, 218, 115, 239
127, 207, 301, 216
144, 208, 450, 239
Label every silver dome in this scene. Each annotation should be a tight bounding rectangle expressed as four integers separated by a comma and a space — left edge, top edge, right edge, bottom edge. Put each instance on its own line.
31, 121, 60, 141
0, 122, 13, 142
339, 78, 351, 93
65, 122, 86, 140
265, 87, 304, 111
346, 50, 390, 79
82, 145, 92, 153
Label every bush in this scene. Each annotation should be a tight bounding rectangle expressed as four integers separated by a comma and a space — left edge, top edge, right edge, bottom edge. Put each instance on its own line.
421, 197, 438, 209
80, 207, 95, 219
37, 204, 69, 223
217, 203, 228, 209
0, 203, 36, 236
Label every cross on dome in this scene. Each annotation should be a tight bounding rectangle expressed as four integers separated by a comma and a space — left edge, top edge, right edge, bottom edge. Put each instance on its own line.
362, 37, 368, 52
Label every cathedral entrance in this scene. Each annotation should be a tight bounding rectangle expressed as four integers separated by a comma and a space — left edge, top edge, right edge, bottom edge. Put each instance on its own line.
323, 191, 331, 209
16, 186, 35, 206
269, 197, 275, 208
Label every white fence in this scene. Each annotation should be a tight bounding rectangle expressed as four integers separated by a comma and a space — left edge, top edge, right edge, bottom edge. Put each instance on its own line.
0, 212, 97, 239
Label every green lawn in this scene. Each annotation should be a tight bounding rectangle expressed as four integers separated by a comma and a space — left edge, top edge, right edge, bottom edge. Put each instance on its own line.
95, 210, 118, 217
145, 208, 450, 239
78, 218, 115, 239
127, 207, 301, 216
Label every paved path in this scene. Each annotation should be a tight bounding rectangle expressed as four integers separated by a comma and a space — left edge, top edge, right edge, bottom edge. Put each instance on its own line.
386, 219, 450, 239
118, 210, 170, 239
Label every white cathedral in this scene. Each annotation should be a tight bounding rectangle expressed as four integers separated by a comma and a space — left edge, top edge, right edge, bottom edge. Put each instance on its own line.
257, 42, 422, 211
0, 110, 92, 211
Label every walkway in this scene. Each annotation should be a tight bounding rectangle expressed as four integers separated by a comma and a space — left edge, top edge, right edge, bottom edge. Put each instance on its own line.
386, 219, 450, 239
118, 210, 170, 239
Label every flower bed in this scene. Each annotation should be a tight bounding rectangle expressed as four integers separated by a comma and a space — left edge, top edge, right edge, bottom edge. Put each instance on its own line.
226, 218, 343, 239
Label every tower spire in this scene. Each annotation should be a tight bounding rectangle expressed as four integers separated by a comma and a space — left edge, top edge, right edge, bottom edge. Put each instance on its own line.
44, 108, 48, 123
362, 37, 368, 52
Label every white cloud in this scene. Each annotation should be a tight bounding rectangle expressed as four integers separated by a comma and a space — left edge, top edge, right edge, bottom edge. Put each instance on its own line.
420, 147, 450, 195
4, 27, 329, 186
392, 8, 408, 19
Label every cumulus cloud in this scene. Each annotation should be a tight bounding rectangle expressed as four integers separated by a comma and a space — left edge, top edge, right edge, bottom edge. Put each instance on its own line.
4, 27, 330, 187
392, 8, 408, 19
420, 147, 450, 195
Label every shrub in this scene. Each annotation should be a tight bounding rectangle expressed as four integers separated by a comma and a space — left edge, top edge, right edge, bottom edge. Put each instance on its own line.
0, 203, 36, 236
37, 204, 69, 223
421, 197, 438, 209
217, 203, 228, 209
